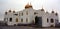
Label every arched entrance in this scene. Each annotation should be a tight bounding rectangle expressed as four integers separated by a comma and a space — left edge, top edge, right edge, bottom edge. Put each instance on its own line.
50, 25, 54, 27
35, 16, 42, 27
50, 18, 54, 27
51, 18, 54, 23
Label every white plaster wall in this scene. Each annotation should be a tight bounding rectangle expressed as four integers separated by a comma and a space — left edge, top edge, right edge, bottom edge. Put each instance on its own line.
19, 8, 35, 24
4, 8, 59, 27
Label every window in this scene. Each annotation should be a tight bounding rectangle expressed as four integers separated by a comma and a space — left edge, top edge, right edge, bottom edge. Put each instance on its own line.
4, 18, 8, 21
26, 11, 28, 15
55, 13, 58, 16
47, 18, 49, 23
19, 13, 20, 16
51, 18, 54, 23
22, 13, 23, 16
26, 18, 28, 22
21, 19, 23, 22
16, 18, 18, 22
4, 18, 6, 21
14, 14, 18, 16
55, 19, 58, 23
34, 12, 38, 15
5, 12, 7, 15
9, 18, 12, 22
7, 18, 8, 21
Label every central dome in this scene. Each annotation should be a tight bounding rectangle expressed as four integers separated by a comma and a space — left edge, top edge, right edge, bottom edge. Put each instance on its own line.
25, 3, 32, 9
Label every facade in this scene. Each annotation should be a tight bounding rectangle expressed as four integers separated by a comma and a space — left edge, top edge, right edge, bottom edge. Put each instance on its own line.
4, 3, 59, 27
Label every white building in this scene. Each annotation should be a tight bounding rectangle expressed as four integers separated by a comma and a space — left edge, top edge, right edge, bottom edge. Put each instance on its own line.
4, 3, 59, 27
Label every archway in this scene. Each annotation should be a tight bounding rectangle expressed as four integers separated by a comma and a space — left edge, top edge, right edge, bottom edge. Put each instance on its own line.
50, 25, 54, 27
35, 16, 42, 27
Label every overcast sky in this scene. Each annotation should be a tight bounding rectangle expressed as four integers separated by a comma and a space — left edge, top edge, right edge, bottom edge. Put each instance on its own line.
0, 0, 60, 22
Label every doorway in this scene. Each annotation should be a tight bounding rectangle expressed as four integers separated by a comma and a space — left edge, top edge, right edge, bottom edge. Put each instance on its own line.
50, 25, 54, 27
35, 16, 42, 27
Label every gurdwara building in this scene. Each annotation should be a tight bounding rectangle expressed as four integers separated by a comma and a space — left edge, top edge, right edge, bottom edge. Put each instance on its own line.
4, 3, 59, 27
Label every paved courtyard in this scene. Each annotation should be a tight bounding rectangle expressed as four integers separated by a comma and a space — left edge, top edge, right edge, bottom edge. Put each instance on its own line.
0, 26, 60, 29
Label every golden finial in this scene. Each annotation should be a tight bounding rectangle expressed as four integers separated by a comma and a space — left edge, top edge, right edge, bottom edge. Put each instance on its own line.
25, 2, 32, 9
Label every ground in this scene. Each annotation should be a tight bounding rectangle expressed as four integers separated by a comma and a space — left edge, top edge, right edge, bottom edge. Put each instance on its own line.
0, 26, 60, 29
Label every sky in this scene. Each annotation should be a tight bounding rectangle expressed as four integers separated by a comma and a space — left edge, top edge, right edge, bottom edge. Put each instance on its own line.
0, 0, 60, 22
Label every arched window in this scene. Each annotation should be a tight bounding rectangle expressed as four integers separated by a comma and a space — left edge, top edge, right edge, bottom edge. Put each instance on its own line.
4, 18, 6, 21
16, 18, 18, 22
4, 18, 8, 22
34, 12, 38, 15
47, 18, 49, 23
21, 18, 23, 22
26, 18, 28, 22
22, 13, 23, 16
26, 11, 28, 15
55, 13, 58, 16
9, 18, 12, 22
51, 18, 54, 23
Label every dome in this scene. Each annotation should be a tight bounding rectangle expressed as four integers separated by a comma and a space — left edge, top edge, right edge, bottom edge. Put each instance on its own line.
9, 10, 11, 12
25, 3, 32, 9
41, 8, 44, 11
13, 10, 15, 13
52, 11, 54, 13
55, 13, 58, 16
5, 12, 7, 15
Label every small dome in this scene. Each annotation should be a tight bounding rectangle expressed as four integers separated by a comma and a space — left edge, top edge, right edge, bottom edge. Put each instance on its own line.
52, 11, 54, 13
55, 13, 58, 16
41, 8, 44, 11
5, 12, 7, 15
9, 10, 11, 12
13, 10, 15, 13
25, 3, 32, 9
